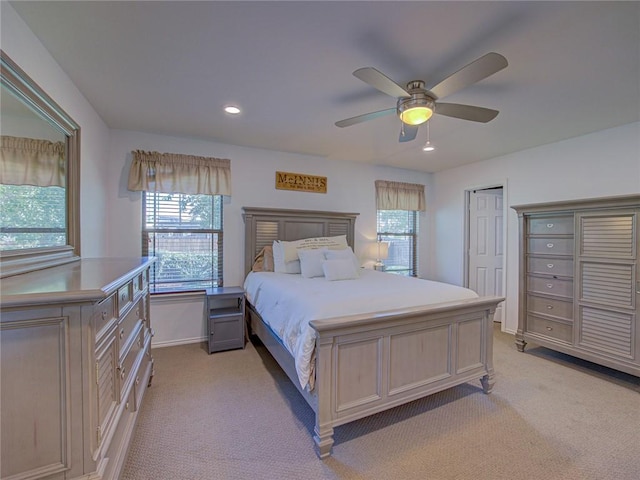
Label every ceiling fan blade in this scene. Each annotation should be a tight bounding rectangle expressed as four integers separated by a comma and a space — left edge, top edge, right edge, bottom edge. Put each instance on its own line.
353, 67, 410, 98
436, 102, 499, 123
335, 108, 396, 128
399, 124, 419, 142
429, 52, 508, 99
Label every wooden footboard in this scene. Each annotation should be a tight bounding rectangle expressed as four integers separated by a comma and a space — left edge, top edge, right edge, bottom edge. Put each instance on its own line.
248, 295, 502, 458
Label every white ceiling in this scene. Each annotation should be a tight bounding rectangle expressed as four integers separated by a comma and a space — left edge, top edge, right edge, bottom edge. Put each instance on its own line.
10, 1, 640, 173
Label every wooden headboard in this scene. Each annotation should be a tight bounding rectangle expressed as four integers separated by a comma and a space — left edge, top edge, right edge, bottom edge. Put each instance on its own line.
242, 207, 359, 275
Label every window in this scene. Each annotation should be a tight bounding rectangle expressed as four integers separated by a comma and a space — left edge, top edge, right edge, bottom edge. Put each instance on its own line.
143, 192, 223, 293
0, 184, 66, 250
377, 209, 418, 276
374, 180, 424, 277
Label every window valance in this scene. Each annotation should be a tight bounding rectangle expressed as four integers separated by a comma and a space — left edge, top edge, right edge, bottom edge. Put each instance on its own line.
375, 180, 426, 211
0, 135, 66, 187
128, 150, 231, 196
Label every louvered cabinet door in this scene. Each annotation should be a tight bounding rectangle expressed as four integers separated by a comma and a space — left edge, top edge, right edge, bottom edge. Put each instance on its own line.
576, 209, 638, 364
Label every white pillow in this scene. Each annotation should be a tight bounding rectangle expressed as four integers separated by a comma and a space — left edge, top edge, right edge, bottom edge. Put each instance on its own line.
281, 235, 348, 263
272, 240, 301, 274
298, 248, 327, 278
323, 259, 359, 281
324, 247, 360, 270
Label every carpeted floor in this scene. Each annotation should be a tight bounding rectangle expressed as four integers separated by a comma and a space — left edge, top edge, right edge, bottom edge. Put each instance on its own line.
121, 325, 639, 480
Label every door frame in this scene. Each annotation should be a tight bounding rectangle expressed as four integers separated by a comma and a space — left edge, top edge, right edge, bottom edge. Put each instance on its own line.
463, 180, 509, 329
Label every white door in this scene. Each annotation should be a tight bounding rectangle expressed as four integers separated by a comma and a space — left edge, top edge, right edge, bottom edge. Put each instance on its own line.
468, 188, 504, 321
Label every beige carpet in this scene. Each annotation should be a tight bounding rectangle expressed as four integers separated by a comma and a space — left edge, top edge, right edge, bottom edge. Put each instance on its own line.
121, 326, 639, 480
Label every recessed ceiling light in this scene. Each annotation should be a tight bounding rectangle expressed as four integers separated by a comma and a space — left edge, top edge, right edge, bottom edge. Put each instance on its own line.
422, 141, 435, 152
224, 105, 241, 115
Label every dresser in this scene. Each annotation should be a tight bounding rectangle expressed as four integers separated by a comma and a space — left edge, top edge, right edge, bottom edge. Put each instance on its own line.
513, 195, 639, 377
0, 257, 155, 480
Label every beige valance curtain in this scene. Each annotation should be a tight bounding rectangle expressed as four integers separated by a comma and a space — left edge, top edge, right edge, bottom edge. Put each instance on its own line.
128, 150, 231, 195
375, 180, 426, 211
0, 135, 66, 187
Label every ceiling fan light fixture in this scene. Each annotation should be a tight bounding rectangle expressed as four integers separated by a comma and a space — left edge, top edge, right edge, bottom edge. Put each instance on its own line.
397, 95, 435, 126
400, 106, 433, 125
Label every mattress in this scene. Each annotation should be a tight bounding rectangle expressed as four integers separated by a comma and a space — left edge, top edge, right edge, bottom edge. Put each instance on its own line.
244, 269, 479, 390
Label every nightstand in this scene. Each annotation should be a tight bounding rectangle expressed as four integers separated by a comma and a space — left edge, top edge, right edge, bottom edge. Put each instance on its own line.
205, 286, 245, 354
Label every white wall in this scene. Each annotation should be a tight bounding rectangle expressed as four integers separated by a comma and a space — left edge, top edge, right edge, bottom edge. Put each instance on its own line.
431, 122, 640, 334
107, 129, 432, 346
1, 3, 112, 256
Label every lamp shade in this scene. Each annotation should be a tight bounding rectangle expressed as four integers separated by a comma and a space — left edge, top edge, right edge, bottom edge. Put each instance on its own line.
377, 241, 389, 260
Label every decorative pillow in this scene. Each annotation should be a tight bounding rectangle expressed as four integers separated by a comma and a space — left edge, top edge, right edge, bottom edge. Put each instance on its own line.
262, 245, 274, 272
322, 259, 359, 281
298, 248, 328, 278
324, 247, 360, 270
251, 245, 275, 272
252, 252, 265, 272
281, 235, 348, 263
273, 240, 301, 274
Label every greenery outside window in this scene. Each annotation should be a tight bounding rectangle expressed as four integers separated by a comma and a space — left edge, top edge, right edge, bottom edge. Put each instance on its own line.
143, 192, 223, 293
376, 209, 418, 276
0, 184, 66, 250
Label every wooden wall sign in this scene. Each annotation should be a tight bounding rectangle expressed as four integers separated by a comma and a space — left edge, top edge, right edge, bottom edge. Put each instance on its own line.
275, 171, 327, 194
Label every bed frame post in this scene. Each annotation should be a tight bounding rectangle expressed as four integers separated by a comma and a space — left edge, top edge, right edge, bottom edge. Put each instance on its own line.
313, 335, 334, 458
480, 306, 497, 393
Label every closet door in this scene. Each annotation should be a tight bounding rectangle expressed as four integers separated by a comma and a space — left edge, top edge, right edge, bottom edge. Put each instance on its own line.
575, 209, 638, 364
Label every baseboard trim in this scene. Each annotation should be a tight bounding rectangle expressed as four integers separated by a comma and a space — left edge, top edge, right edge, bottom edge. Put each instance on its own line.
152, 337, 205, 349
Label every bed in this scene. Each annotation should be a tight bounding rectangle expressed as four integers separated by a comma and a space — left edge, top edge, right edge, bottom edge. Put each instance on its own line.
242, 207, 503, 458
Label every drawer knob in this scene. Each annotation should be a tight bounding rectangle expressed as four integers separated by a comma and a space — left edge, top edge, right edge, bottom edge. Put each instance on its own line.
120, 367, 126, 379
546, 283, 553, 288
546, 326, 553, 331
546, 305, 554, 310
135, 376, 140, 386
102, 310, 107, 319
547, 223, 554, 228
547, 263, 554, 268
120, 328, 125, 339
547, 243, 554, 248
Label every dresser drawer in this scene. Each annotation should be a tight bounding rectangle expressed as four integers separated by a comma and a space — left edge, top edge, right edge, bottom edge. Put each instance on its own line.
119, 326, 144, 399
527, 276, 573, 299
528, 237, 574, 255
528, 215, 574, 235
528, 257, 574, 277
95, 294, 116, 338
132, 273, 143, 299
527, 315, 573, 343
118, 297, 143, 351
133, 335, 153, 411
117, 282, 133, 316
527, 294, 573, 320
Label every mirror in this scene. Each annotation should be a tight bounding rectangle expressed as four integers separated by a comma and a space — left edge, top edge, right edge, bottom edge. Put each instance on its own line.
0, 50, 80, 277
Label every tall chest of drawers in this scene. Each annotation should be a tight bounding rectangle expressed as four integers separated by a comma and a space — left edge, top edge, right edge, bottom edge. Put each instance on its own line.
513, 195, 639, 377
523, 214, 575, 344
0, 257, 155, 480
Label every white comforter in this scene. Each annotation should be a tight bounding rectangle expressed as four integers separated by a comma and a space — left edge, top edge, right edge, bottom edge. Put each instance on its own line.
243, 269, 478, 390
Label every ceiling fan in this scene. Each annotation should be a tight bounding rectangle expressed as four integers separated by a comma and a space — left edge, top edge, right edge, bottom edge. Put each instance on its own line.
335, 52, 508, 142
